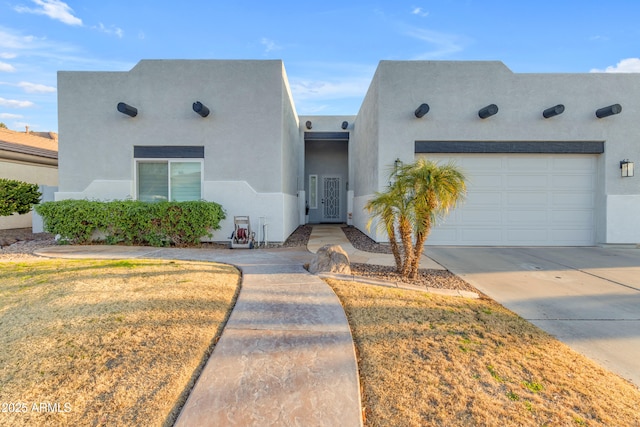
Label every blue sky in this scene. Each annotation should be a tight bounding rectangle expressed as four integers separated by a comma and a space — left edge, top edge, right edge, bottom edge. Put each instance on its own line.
1, 0, 639, 133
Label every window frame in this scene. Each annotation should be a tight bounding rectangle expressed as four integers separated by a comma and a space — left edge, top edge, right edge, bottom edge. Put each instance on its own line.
135, 158, 204, 202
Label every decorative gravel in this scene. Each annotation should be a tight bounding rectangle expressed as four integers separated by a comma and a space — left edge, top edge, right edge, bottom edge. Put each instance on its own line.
341, 225, 392, 254
349, 262, 477, 293
0, 228, 56, 260
281, 224, 312, 247
341, 226, 478, 293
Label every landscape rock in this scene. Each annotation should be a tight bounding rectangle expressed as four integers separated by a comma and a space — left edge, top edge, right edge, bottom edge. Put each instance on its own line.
308, 244, 351, 275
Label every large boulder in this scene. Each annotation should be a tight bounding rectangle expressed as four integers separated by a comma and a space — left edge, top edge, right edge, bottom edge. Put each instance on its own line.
309, 244, 351, 275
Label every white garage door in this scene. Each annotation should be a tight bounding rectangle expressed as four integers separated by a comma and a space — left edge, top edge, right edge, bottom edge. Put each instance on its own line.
419, 154, 597, 246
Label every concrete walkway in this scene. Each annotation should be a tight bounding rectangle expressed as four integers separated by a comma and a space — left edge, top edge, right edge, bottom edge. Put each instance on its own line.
35, 240, 363, 426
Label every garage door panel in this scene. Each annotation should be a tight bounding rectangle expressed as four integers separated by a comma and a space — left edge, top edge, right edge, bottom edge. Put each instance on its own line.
461, 209, 503, 224
507, 175, 548, 189
551, 210, 593, 226
551, 174, 594, 189
428, 227, 458, 243
507, 228, 550, 243
507, 157, 550, 170
553, 156, 596, 170
552, 192, 594, 206
507, 192, 548, 206
460, 157, 503, 170
466, 191, 502, 206
507, 210, 548, 223
461, 228, 504, 244
551, 228, 593, 245
421, 153, 597, 246
469, 174, 503, 188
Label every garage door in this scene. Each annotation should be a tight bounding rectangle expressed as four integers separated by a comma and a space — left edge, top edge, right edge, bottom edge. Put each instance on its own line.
418, 154, 597, 246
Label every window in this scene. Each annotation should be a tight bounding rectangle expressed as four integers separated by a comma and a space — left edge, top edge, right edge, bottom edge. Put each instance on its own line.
137, 160, 202, 202
309, 175, 318, 209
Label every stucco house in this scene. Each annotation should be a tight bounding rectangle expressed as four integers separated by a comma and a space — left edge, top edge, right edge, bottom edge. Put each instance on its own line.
56, 60, 640, 246
0, 127, 58, 230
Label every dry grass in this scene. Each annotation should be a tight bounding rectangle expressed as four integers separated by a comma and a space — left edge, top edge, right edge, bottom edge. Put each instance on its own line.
327, 279, 640, 427
0, 258, 240, 427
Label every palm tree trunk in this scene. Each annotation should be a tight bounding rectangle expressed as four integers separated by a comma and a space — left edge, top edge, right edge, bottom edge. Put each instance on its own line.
398, 216, 414, 278
410, 231, 429, 279
387, 224, 403, 271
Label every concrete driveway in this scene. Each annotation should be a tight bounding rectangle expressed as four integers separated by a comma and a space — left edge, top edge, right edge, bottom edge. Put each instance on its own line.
426, 246, 640, 388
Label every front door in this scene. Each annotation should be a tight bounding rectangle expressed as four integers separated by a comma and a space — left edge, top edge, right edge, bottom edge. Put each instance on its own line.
322, 176, 341, 222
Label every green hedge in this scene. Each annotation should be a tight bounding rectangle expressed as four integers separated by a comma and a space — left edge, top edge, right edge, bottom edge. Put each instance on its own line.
35, 200, 226, 246
0, 178, 41, 216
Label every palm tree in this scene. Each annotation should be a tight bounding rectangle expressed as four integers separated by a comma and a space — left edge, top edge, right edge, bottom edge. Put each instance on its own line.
366, 159, 466, 279
365, 190, 403, 271
401, 159, 466, 278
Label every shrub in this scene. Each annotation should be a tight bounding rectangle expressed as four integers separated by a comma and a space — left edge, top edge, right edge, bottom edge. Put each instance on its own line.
35, 200, 226, 246
0, 178, 41, 216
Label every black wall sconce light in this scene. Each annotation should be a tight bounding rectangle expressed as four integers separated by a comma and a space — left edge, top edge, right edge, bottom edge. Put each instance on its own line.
620, 159, 634, 177
305, 120, 312, 130
543, 104, 565, 119
478, 104, 498, 119
414, 103, 430, 118
388, 158, 403, 186
117, 102, 138, 117
596, 104, 622, 118
341, 121, 349, 129
192, 101, 210, 118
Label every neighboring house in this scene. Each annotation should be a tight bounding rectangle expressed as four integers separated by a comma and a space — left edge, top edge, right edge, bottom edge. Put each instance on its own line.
57, 60, 640, 246
0, 127, 58, 230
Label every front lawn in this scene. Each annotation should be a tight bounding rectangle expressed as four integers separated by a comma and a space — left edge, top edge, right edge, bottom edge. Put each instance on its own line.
0, 259, 240, 426
327, 279, 640, 426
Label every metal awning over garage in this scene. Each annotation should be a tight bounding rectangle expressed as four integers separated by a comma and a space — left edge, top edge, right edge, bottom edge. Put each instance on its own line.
416, 141, 601, 246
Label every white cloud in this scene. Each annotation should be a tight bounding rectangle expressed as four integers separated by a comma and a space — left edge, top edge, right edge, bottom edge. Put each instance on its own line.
17, 81, 56, 93
590, 58, 640, 73
0, 97, 35, 108
0, 53, 17, 59
15, 0, 82, 26
260, 38, 282, 54
0, 28, 40, 50
0, 27, 133, 71
290, 77, 371, 101
14, 121, 32, 129
94, 23, 124, 38
405, 27, 466, 59
411, 7, 429, 17
0, 61, 16, 72
286, 62, 376, 114
289, 63, 374, 104
0, 113, 23, 119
